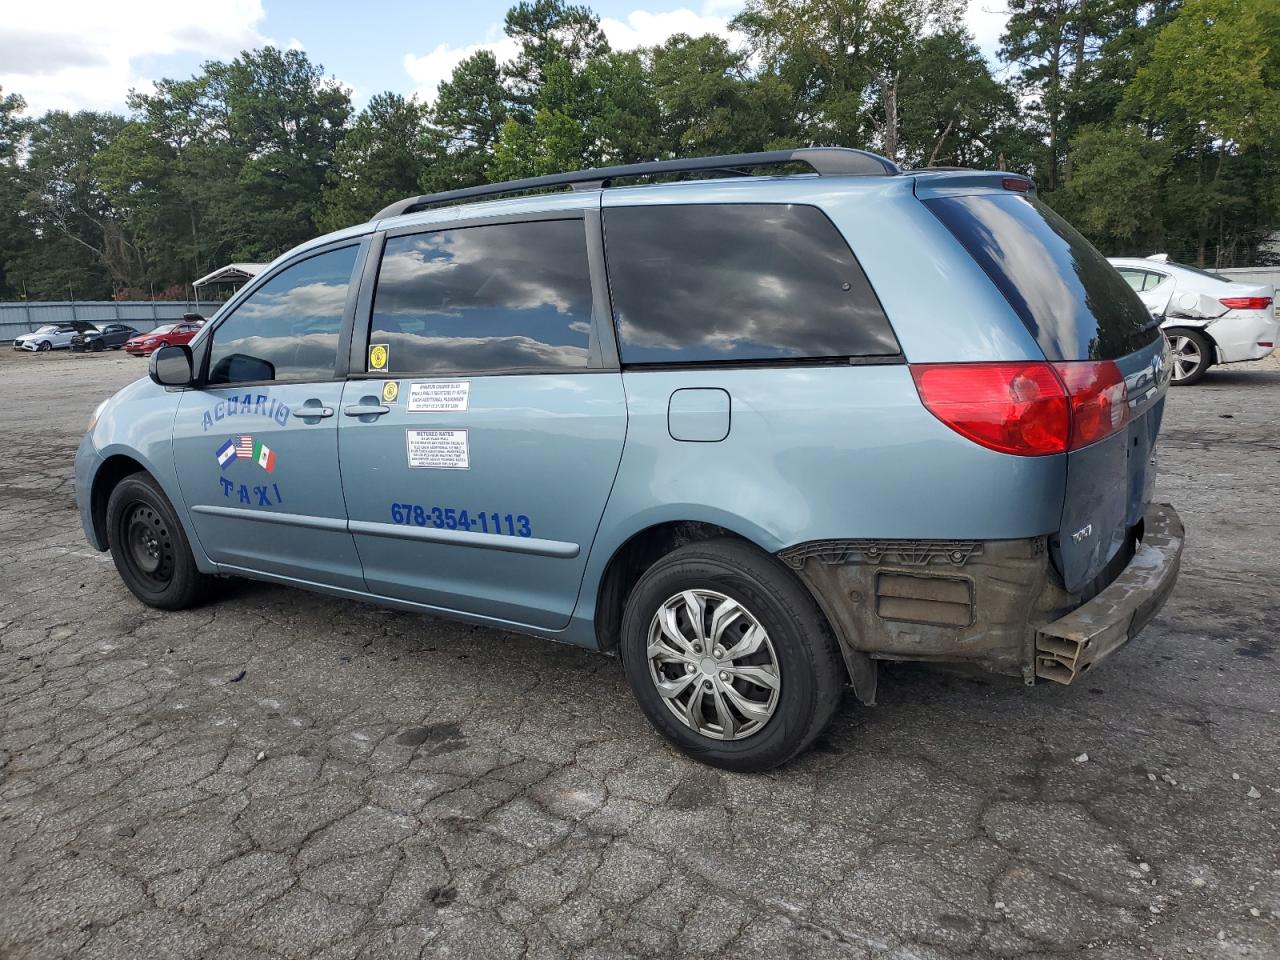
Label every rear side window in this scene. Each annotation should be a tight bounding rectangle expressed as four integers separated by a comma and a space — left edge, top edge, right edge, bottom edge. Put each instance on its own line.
604, 203, 900, 364
370, 219, 594, 374
925, 194, 1159, 361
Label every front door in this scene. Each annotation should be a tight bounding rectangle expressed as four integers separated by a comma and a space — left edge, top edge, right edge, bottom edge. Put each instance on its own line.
171, 243, 366, 590
337, 213, 626, 629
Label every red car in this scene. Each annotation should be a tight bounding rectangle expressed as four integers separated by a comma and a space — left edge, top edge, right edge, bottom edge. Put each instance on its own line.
124, 317, 204, 357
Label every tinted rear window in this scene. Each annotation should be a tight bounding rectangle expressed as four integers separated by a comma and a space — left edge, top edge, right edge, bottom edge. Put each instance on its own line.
925, 194, 1159, 360
604, 203, 900, 364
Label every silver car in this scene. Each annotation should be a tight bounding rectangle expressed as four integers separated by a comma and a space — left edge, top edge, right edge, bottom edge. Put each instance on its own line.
13, 321, 100, 352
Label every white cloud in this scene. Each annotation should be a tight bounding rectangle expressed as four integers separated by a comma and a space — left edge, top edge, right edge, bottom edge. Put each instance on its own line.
598, 8, 735, 50
0, 0, 269, 115
403, 35, 521, 105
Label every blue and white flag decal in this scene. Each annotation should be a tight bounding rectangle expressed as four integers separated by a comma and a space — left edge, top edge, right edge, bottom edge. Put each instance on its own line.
215, 438, 237, 469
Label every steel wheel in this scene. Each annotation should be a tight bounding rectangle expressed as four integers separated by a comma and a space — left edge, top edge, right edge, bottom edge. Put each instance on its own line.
647, 589, 781, 741
1169, 334, 1202, 382
122, 501, 175, 590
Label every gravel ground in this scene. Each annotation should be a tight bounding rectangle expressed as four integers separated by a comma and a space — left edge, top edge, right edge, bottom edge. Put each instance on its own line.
1, 347, 1278, 960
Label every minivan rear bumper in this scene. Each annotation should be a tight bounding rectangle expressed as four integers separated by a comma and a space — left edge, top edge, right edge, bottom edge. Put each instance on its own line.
780, 502, 1183, 698
1033, 502, 1183, 684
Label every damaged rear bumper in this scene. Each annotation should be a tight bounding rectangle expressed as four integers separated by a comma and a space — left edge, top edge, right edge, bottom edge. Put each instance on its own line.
779, 502, 1184, 700
1034, 502, 1183, 684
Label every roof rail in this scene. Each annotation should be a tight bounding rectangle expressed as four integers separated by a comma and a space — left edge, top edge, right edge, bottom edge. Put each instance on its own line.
371, 147, 899, 221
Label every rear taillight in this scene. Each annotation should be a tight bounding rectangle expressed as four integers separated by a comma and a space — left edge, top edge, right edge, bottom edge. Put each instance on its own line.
1219, 296, 1273, 311
911, 361, 1129, 457
1052, 361, 1129, 448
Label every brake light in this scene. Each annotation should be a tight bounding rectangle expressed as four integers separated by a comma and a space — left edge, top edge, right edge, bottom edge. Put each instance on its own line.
910, 363, 1069, 456
1219, 296, 1272, 311
911, 361, 1129, 457
1052, 361, 1129, 448
1002, 177, 1032, 192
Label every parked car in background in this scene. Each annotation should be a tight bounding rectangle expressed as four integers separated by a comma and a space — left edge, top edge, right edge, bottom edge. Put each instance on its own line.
123, 318, 204, 357
13, 321, 99, 352
78, 149, 1183, 771
1110, 254, 1277, 385
71, 323, 139, 352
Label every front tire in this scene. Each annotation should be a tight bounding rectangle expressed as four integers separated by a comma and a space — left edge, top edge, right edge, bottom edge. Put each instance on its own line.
1167, 328, 1212, 385
619, 538, 845, 772
106, 473, 212, 610
92, 340, 105, 352
38, 341, 51, 352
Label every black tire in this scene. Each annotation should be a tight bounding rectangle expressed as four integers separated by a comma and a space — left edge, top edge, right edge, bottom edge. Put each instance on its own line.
1167, 328, 1213, 386
92, 340, 105, 352
619, 537, 845, 772
38, 341, 51, 352
106, 473, 212, 610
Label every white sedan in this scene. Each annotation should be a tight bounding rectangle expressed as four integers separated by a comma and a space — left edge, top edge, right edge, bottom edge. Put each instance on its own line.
12, 321, 101, 352
1109, 255, 1277, 385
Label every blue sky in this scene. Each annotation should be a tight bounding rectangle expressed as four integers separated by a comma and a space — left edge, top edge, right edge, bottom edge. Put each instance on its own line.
1, 0, 1009, 116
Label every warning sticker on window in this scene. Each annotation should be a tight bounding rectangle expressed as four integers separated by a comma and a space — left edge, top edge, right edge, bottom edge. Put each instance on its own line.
406, 429, 469, 470
407, 380, 470, 412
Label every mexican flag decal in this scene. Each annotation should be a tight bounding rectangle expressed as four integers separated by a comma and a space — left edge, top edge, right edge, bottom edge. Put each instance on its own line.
253, 439, 276, 473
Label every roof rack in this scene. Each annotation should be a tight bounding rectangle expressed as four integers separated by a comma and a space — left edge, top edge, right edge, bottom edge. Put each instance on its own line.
371, 147, 899, 221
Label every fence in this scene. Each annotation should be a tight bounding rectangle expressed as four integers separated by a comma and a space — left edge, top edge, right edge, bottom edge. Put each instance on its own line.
1218, 267, 1280, 292
0, 300, 202, 343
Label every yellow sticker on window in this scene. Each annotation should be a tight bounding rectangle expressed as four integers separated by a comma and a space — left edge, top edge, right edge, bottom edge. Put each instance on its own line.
381, 380, 399, 404
368, 343, 389, 372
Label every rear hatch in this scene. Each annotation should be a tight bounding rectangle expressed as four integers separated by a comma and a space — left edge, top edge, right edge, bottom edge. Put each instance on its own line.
923, 188, 1169, 594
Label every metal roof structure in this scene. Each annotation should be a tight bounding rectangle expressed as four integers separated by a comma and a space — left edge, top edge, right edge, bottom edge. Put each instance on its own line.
372, 147, 900, 222
192, 263, 268, 288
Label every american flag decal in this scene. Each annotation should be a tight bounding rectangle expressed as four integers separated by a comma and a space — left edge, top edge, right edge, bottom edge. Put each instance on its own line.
236, 436, 255, 459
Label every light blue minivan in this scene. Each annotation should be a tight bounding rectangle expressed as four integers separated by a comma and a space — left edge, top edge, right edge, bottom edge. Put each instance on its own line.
76, 148, 1183, 770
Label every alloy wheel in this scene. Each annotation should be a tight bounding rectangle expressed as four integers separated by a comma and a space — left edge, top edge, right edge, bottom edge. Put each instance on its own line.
1169, 334, 1201, 382
646, 589, 781, 741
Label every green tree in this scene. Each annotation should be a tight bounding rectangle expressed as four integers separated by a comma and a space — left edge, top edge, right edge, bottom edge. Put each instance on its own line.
1050, 124, 1167, 250
11, 110, 134, 299
503, 0, 610, 104
651, 34, 798, 154
1127, 0, 1280, 263
733, 0, 963, 156
320, 93, 431, 230
892, 29, 1025, 168
424, 50, 511, 191
0, 87, 30, 297
206, 47, 352, 259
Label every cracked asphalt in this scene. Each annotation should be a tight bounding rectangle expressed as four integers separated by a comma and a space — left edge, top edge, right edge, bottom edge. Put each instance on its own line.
1, 347, 1278, 960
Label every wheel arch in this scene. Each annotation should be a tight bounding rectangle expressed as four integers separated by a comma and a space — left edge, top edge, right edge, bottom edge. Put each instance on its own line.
89, 453, 148, 549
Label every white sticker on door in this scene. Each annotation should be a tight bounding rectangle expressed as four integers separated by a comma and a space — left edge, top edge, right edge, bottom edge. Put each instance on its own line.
407, 380, 470, 412
406, 429, 469, 470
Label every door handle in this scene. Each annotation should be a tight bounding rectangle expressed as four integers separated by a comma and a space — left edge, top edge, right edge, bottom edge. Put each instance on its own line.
344, 404, 390, 418
297, 402, 334, 420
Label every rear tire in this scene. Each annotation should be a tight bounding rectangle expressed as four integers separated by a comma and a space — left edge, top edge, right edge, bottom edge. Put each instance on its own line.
619, 538, 845, 772
1167, 328, 1212, 385
106, 473, 212, 610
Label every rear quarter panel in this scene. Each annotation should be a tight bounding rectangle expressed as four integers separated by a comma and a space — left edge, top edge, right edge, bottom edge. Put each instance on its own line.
574, 366, 1066, 626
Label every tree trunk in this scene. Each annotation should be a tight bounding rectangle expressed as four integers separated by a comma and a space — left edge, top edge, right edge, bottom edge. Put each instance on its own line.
879, 73, 898, 164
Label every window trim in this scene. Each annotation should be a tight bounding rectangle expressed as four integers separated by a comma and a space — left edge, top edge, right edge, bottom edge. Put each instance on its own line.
191, 236, 370, 390
347, 208, 620, 381
601, 201, 903, 367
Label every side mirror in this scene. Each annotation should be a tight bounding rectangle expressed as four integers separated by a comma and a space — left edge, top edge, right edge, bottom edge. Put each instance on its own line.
149, 344, 194, 387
